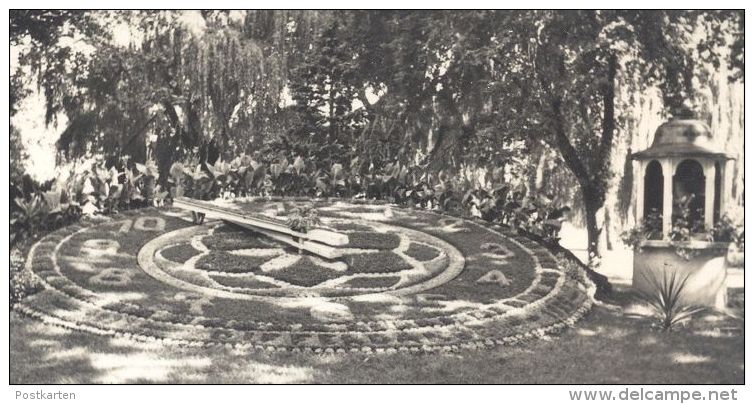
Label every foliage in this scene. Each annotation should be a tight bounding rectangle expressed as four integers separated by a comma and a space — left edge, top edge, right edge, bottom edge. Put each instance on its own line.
10, 195, 48, 244
638, 265, 705, 332
164, 150, 567, 242
668, 198, 739, 259
621, 209, 663, 250
400, 10, 743, 261
10, 247, 42, 307
622, 204, 743, 260
56, 158, 166, 214
169, 162, 217, 201
710, 214, 744, 249
289, 19, 361, 145
10, 157, 167, 247
10, 267, 42, 308
13, 11, 295, 183
668, 195, 706, 242
9, 126, 29, 180
286, 205, 321, 233
556, 253, 585, 283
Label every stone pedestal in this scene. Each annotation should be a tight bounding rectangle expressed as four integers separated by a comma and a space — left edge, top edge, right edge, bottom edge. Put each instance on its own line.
633, 241, 729, 310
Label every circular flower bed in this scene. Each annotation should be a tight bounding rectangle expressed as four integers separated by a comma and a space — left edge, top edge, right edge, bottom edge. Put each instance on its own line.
17, 198, 594, 353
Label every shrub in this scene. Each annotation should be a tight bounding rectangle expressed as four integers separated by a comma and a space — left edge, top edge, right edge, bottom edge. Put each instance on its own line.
165, 152, 568, 245
639, 265, 705, 332
10, 249, 42, 307
10, 157, 166, 248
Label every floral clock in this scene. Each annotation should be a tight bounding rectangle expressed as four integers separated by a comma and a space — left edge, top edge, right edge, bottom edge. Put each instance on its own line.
19, 198, 594, 353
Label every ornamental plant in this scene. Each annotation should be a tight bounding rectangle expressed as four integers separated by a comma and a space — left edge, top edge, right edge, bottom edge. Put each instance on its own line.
621, 202, 743, 259
620, 209, 663, 251
638, 264, 705, 332
10, 260, 42, 307
286, 205, 321, 233
710, 214, 745, 250
166, 151, 569, 244
169, 161, 218, 201
10, 157, 166, 248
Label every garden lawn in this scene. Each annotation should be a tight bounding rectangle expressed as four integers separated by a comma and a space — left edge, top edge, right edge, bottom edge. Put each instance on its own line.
9, 287, 743, 384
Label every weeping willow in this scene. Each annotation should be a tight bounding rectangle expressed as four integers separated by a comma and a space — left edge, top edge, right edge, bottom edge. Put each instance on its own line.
140, 11, 339, 162
37, 11, 320, 179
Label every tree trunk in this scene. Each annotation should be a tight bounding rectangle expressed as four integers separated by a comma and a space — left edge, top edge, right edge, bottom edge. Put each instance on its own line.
583, 189, 603, 261
536, 52, 616, 265
604, 208, 613, 251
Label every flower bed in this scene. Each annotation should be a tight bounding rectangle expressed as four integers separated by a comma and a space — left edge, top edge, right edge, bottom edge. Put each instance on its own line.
265, 257, 345, 287
160, 243, 202, 263
201, 230, 275, 250
196, 251, 269, 273
404, 243, 441, 261
344, 232, 401, 249
343, 251, 413, 274
17, 199, 594, 353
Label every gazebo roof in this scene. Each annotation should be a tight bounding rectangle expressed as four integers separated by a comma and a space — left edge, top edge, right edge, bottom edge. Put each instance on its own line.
631, 118, 733, 160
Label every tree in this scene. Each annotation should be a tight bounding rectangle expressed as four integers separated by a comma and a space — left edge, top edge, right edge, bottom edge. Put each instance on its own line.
368, 10, 742, 261
462, 10, 742, 261
541, 11, 741, 260
289, 18, 360, 146
525, 11, 625, 261
13, 11, 292, 182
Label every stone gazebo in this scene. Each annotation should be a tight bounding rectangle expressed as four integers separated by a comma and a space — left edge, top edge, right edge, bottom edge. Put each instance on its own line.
631, 117, 734, 309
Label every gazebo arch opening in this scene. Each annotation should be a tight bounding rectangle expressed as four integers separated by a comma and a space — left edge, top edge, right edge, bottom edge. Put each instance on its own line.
673, 159, 706, 232
643, 160, 663, 238
714, 161, 722, 224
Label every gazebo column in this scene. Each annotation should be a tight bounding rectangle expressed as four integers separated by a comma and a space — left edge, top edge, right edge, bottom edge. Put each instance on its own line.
635, 160, 645, 223
703, 160, 715, 230
661, 159, 674, 240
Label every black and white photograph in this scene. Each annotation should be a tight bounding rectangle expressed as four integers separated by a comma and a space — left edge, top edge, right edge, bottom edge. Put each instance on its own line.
5, 4, 747, 392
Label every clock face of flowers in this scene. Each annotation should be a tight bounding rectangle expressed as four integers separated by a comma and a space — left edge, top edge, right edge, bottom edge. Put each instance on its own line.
21, 199, 593, 353
142, 217, 463, 299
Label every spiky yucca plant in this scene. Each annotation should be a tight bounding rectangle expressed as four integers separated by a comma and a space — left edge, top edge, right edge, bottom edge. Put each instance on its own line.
639, 264, 705, 331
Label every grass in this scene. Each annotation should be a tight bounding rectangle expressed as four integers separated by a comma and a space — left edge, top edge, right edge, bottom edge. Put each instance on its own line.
14, 205, 743, 383
21, 204, 740, 383
430, 238, 536, 304
10, 287, 743, 384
